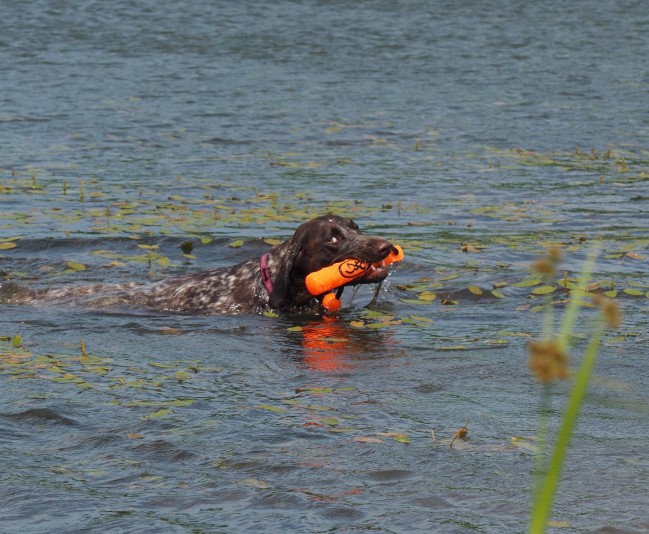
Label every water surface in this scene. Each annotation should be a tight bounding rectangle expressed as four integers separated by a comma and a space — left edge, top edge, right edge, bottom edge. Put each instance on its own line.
1, 1, 648, 532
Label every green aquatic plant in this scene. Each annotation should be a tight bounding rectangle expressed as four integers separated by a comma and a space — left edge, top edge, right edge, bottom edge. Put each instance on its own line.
528, 243, 620, 533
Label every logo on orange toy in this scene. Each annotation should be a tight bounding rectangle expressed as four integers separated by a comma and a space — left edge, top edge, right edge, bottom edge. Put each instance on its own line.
338, 259, 370, 279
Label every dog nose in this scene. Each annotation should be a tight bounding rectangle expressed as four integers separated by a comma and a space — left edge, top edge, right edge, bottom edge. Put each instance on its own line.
375, 239, 395, 257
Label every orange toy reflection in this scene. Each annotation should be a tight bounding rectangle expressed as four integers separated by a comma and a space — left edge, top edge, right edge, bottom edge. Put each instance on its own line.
300, 316, 355, 372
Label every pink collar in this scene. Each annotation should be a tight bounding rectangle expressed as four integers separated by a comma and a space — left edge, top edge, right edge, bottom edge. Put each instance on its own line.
260, 254, 273, 295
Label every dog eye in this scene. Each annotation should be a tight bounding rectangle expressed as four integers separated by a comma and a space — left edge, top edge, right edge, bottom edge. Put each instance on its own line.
327, 236, 339, 245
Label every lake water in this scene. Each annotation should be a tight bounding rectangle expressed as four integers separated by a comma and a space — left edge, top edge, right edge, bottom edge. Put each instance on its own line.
1, 1, 648, 532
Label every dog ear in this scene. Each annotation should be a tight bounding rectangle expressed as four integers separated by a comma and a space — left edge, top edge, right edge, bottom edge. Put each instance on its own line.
268, 241, 301, 310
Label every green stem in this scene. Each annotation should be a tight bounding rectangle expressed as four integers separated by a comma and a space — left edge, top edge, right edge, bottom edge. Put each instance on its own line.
557, 243, 601, 352
532, 386, 551, 498
542, 292, 554, 341
529, 318, 604, 533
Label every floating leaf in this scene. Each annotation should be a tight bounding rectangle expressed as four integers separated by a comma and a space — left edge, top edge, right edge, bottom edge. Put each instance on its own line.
0, 242, 17, 250
491, 290, 506, 299
365, 320, 402, 329
161, 326, 183, 335
532, 286, 556, 295
624, 252, 645, 260
362, 310, 393, 320
143, 408, 171, 419
624, 287, 644, 297
169, 399, 194, 407
321, 336, 347, 343
393, 434, 411, 444
257, 404, 286, 414
51, 374, 82, 384
175, 371, 191, 382
321, 417, 339, 426
137, 244, 159, 250
327, 426, 357, 434
127, 433, 145, 440
556, 279, 579, 290
86, 366, 110, 375
11, 335, 23, 348
295, 387, 333, 394
569, 288, 592, 299
229, 239, 245, 248
513, 277, 542, 288
148, 362, 177, 369
409, 315, 434, 323
354, 436, 384, 444
66, 261, 86, 271
304, 403, 332, 411
402, 299, 433, 306
468, 285, 483, 295
583, 282, 600, 292
486, 339, 509, 346
624, 288, 644, 296
418, 291, 437, 302
123, 400, 162, 407
241, 478, 270, 489
510, 436, 538, 452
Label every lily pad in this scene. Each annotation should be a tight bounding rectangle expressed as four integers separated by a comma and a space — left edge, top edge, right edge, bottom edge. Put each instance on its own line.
624, 288, 644, 296
468, 285, 483, 295
512, 277, 542, 288
143, 408, 172, 419
66, 261, 86, 271
532, 286, 556, 295
256, 404, 286, 414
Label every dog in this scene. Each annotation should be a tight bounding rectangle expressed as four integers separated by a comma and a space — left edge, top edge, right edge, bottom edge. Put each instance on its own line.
3, 215, 397, 314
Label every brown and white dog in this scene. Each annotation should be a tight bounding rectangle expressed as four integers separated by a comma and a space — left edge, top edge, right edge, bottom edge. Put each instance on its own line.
2, 215, 397, 314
